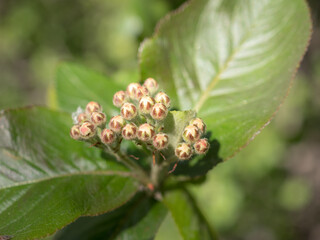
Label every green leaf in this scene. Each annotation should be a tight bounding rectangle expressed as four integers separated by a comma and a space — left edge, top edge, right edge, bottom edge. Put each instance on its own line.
156, 190, 218, 240
114, 198, 167, 240
0, 107, 138, 240
55, 62, 123, 115
53, 194, 167, 240
139, 0, 311, 159
163, 110, 196, 158
154, 213, 183, 240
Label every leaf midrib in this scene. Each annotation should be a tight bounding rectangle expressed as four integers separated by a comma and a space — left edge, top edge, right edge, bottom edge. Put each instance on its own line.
193, 1, 270, 112
0, 170, 135, 191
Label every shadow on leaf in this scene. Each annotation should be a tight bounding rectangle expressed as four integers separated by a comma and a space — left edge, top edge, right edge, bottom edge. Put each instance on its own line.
172, 132, 223, 177
53, 193, 167, 240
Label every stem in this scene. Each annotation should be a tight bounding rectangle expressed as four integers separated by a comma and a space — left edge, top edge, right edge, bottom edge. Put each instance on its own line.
151, 160, 170, 188
105, 145, 151, 186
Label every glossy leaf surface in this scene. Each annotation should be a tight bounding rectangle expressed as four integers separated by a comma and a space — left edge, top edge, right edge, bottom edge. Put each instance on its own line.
139, 0, 311, 159
0, 107, 138, 240
55, 63, 123, 115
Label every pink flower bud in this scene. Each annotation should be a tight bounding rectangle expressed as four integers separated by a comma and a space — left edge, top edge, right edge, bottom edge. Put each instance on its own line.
137, 123, 155, 141
175, 143, 193, 160
109, 115, 126, 133
150, 103, 168, 121
77, 113, 88, 124
193, 138, 210, 154
122, 123, 138, 140
90, 112, 107, 127
143, 78, 159, 95
139, 96, 155, 114
182, 125, 200, 143
113, 91, 127, 108
120, 103, 137, 120
153, 133, 169, 150
100, 129, 115, 144
190, 118, 206, 134
79, 121, 96, 139
86, 101, 102, 114
126, 83, 141, 99
155, 91, 171, 108
135, 85, 149, 100
70, 124, 81, 140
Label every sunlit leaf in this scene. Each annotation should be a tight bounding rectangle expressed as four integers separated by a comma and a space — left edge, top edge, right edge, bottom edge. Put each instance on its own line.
139, 0, 311, 159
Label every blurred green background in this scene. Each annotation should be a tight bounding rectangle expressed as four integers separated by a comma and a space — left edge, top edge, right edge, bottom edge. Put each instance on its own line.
0, 0, 319, 239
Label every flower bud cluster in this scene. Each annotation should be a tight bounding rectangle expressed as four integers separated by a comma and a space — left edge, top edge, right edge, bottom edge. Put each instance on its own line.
111, 79, 172, 150
175, 118, 209, 160
70, 79, 210, 174
70, 79, 172, 151
70, 101, 127, 146
112, 78, 169, 122
70, 101, 107, 141
70, 83, 210, 173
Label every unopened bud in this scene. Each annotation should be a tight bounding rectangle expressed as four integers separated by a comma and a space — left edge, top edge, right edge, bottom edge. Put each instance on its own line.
77, 113, 88, 124
100, 129, 115, 144
90, 112, 107, 127
175, 143, 193, 160
139, 96, 155, 114
121, 103, 137, 120
143, 78, 159, 95
109, 115, 126, 133
137, 123, 155, 141
86, 101, 102, 114
153, 133, 169, 150
113, 91, 127, 108
126, 83, 141, 99
135, 85, 149, 100
155, 91, 171, 108
182, 125, 200, 143
122, 123, 138, 140
194, 138, 210, 154
151, 103, 168, 121
70, 124, 81, 140
190, 118, 206, 134
79, 121, 96, 139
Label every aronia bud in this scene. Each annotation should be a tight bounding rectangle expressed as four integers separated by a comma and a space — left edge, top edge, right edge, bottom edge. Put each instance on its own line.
113, 91, 127, 108
126, 83, 141, 99
100, 129, 115, 144
143, 78, 159, 95
90, 112, 107, 127
182, 125, 200, 143
151, 103, 168, 121
137, 123, 155, 141
190, 118, 206, 134
155, 91, 171, 108
109, 115, 126, 133
135, 85, 149, 100
120, 103, 137, 120
70, 125, 81, 140
194, 138, 210, 154
153, 133, 169, 150
175, 143, 193, 160
79, 121, 96, 139
77, 113, 88, 124
122, 123, 138, 140
86, 101, 102, 114
139, 96, 155, 114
